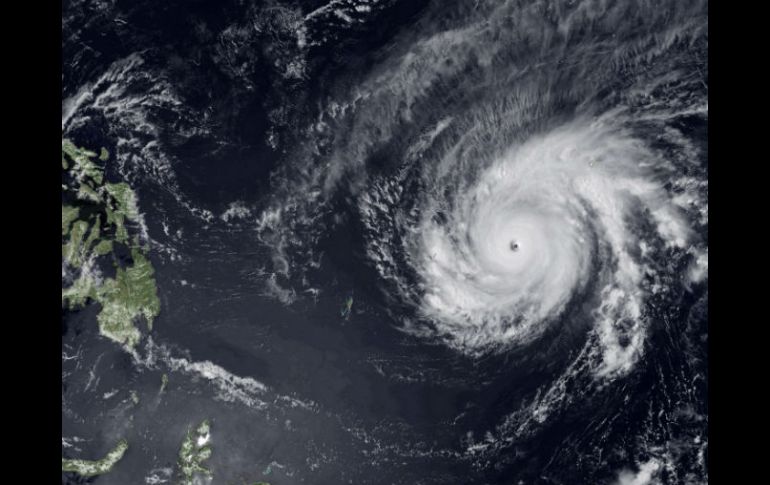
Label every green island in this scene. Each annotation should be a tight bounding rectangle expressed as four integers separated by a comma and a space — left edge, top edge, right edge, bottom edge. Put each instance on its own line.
62, 141, 272, 484
178, 420, 213, 484
61, 139, 160, 350
61, 439, 129, 477
341, 295, 353, 319
175, 419, 272, 485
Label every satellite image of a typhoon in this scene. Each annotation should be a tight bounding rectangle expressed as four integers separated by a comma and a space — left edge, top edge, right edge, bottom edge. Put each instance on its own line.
62, 1, 708, 484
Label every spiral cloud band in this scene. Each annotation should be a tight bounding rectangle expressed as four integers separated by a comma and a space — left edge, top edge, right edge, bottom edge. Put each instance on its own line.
360, 119, 691, 375
256, 0, 707, 380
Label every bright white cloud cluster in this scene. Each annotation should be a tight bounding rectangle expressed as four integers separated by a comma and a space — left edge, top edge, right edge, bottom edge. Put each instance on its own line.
400, 121, 693, 375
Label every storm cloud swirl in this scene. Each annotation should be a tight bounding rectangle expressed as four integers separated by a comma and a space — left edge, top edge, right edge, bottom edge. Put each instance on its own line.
259, 0, 707, 381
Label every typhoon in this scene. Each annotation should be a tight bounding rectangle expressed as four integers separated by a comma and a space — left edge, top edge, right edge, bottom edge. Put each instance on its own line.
254, 0, 707, 479
261, 0, 707, 374
381, 120, 694, 365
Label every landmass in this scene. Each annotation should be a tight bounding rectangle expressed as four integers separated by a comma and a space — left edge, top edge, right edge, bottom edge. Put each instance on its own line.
178, 420, 213, 485
61, 439, 129, 477
61, 139, 160, 350
341, 295, 353, 320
